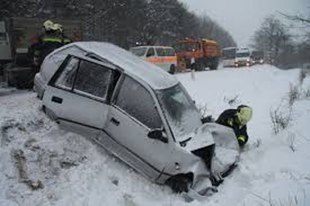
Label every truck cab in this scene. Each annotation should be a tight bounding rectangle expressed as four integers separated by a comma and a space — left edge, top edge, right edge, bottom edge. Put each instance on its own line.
235, 48, 252, 67
174, 37, 220, 71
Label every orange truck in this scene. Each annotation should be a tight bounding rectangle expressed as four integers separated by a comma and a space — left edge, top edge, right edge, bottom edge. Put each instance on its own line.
173, 37, 221, 71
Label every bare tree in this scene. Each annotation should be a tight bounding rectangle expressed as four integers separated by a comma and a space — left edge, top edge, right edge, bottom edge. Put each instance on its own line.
251, 15, 291, 66
1, 0, 236, 50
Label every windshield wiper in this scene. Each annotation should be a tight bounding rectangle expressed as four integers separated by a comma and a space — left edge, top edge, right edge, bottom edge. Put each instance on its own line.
179, 137, 192, 147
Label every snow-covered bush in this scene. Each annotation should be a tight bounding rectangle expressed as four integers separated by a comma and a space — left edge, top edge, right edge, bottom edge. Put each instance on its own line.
223, 95, 240, 106
305, 90, 310, 98
287, 133, 296, 152
270, 104, 292, 134
299, 69, 308, 85
287, 84, 300, 106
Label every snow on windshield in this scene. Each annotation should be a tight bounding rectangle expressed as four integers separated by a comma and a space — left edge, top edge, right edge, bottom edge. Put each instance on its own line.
156, 83, 202, 142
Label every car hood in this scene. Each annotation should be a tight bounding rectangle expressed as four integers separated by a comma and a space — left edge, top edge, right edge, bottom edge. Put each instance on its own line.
179, 123, 215, 152
180, 123, 240, 173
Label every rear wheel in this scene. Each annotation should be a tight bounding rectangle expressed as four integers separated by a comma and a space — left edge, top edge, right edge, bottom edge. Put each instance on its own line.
209, 64, 218, 70
166, 174, 193, 193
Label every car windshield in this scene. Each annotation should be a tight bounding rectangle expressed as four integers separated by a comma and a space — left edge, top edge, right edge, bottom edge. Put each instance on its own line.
130, 47, 147, 57
156, 83, 202, 142
236, 52, 250, 58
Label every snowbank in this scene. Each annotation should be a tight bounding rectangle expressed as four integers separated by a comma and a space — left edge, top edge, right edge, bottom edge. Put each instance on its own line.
0, 65, 309, 206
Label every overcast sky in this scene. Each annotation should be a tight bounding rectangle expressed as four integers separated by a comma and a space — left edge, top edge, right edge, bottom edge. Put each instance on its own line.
179, 0, 309, 47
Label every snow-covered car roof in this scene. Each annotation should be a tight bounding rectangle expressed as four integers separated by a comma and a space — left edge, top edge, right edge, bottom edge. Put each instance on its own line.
57, 42, 179, 90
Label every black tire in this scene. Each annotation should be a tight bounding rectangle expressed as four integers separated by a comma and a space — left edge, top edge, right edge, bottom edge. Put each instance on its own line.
166, 174, 192, 193
169, 64, 176, 74
194, 61, 204, 71
209, 64, 218, 70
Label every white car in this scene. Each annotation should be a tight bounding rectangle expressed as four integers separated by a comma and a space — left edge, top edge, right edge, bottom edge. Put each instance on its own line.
36, 42, 240, 201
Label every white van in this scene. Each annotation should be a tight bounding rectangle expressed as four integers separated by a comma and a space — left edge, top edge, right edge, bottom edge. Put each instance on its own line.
130, 46, 177, 74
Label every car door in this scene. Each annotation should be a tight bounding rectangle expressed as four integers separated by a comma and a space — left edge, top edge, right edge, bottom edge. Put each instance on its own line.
103, 75, 174, 181
43, 55, 117, 137
154, 47, 166, 70
145, 47, 161, 67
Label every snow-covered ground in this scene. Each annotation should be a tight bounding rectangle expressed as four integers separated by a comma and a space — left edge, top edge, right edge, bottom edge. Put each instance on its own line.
0, 65, 310, 206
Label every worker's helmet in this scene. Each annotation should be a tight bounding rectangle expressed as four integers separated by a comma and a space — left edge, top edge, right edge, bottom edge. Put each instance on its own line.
54, 23, 63, 33
43, 20, 55, 31
236, 105, 253, 126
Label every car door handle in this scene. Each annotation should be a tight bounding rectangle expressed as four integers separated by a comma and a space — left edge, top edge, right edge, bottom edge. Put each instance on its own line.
51, 96, 63, 104
110, 117, 120, 126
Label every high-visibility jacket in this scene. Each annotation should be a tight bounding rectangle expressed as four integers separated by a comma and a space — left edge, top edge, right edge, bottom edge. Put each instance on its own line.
216, 109, 249, 147
32, 32, 63, 66
61, 34, 72, 45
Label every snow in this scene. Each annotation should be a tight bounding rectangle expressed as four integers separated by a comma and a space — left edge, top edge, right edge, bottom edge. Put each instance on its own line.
1, 65, 310, 206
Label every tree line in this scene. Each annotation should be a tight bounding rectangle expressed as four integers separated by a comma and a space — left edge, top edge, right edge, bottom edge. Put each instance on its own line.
0, 0, 236, 49
251, 12, 310, 68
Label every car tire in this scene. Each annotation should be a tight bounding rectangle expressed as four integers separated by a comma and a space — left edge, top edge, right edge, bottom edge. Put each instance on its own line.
166, 174, 192, 193
169, 65, 176, 74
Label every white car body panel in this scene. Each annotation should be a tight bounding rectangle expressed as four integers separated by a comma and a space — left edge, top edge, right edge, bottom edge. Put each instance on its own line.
40, 41, 240, 201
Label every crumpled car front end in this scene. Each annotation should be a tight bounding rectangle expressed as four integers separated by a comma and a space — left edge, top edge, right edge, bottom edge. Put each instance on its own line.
166, 122, 240, 201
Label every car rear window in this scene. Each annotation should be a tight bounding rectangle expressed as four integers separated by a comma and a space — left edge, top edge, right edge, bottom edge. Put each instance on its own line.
156, 48, 165, 57
156, 48, 175, 57
54, 56, 113, 101
74, 60, 112, 100
165, 48, 175, 56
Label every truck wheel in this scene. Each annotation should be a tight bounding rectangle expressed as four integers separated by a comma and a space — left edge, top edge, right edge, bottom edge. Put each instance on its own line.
194, 62, 204, 71
210, 64, 218, 70
166, 174, 192, 193
169, 65, 176, 74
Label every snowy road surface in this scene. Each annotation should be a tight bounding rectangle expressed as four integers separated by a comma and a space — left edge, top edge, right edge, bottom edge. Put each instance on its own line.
0, 65, 310, 206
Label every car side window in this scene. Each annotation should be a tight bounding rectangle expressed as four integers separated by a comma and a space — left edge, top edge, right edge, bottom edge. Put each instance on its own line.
115, 76, 162, 129
156, 48, 165, 57
165, 48, 175, 56
54, 57, 79, 90
146, 48, 155, 57
73, 60, 112, 100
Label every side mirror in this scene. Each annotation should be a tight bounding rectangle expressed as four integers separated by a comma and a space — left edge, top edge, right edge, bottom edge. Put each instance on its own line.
148, 129, 168, 143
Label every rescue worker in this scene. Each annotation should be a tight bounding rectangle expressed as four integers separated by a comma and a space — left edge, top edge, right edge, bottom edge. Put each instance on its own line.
33, 20, 63, 68
215, 105, 253, 147
54, 23, 72, 45
26, 20, 63, 88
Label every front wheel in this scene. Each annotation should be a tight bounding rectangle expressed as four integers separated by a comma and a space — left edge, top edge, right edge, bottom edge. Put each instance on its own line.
166, 174, 192, 193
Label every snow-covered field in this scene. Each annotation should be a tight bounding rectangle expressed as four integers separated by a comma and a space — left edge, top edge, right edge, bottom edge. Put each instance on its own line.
0, 65, 310, 206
